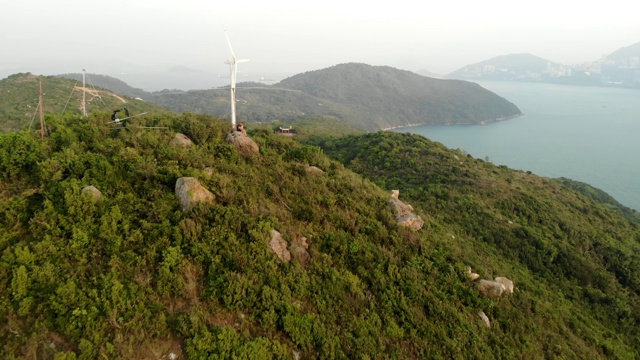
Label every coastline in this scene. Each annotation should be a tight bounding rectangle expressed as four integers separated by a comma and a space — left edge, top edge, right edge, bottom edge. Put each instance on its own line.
381, 112, 524, 131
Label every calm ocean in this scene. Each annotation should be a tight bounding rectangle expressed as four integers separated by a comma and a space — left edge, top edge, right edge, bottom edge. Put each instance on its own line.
393, 81, 640, 211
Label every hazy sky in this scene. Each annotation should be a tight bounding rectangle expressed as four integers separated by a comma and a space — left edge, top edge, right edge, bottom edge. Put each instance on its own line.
2, 0, 639, 88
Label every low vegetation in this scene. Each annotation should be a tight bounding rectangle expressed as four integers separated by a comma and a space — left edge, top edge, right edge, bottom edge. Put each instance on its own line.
0, 112, 640, 360
1, 111, 639, 359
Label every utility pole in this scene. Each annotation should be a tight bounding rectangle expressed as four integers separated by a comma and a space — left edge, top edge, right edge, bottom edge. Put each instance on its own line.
39, 80, 44, 139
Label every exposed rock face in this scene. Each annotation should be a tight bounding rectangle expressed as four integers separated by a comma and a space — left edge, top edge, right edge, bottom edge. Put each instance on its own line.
389, 190, 424, 231
477, 279, 507, 299
494, 277, 514, 295
170, 133, 193, 148
226, 131, 259, 157
81, 185, 102, 201
175, 177, 215, 212
478, 311, 491, 328
269, 230, 291, 263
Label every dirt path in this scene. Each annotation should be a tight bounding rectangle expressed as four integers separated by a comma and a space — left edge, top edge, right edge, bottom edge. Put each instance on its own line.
74, 86, 127, 103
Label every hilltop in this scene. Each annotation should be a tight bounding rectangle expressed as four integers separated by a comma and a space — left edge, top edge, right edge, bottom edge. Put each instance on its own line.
0, 73, 169, 132
56, 63, 522, 131
1, 112, 639, 358
275, 63, 521, 130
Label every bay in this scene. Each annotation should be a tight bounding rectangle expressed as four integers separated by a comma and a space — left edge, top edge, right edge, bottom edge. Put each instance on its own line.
393, 81, 640, 211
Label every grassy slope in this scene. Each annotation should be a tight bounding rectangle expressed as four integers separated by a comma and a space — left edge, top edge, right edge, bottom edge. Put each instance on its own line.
310, 131, 640, 358
0, 115, 639, 359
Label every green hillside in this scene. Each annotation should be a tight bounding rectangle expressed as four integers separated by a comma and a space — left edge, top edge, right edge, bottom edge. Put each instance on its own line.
57, 63, 523, 132
0, 73, 169, 133
309, 131, 640, 358
277, 63, 522, 130
555, 177, 640, 224
1, 114, 639, 358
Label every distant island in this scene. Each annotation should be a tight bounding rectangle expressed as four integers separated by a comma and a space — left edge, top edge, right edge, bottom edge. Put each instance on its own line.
445, 41, 640, 88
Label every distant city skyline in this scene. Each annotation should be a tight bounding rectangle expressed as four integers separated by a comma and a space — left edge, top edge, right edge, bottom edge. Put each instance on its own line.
3, 0, 639, 89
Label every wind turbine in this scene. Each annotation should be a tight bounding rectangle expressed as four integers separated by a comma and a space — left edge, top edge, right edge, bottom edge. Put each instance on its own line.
224, 31, 249, 130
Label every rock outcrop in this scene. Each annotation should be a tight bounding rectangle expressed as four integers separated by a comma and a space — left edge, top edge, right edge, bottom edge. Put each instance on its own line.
306, 166, 324, 175
175, 177, 215, 212
268, 231, 310, 265
81, 185, 102, 201
494, 277, 514, 295
389, 190, 424, 231
226, 131, 259, 157
478, 311, 491, 328
269, 230, 291, 263
170, 133, 193, 148
477, 279, 507, 299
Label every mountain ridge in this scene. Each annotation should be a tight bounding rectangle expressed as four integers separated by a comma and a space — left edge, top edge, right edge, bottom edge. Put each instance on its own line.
445, 40, 640, 87
55, 63, 523, 132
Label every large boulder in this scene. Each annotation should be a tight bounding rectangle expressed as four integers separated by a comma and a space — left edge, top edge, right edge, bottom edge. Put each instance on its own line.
494, 277, 514, 295
175, 177, 215, 212
226, 131, 259, 157
477, 279, 507, 299
269, 230, 291, 263
170, 133, 193, 148
396, 214, 425, 231
81, 185, 102, 201
389, 190, 424, 231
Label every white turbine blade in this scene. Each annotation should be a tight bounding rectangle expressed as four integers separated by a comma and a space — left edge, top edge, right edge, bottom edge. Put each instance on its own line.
237, 59, 250, 64
225, 31, 237, 61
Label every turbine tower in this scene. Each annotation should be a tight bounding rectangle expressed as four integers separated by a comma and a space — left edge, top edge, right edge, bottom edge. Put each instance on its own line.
224, 32, 249, 129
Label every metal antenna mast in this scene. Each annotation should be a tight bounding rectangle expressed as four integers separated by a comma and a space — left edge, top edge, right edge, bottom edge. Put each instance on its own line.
82, 69, 87, 117
39, 80, 44, 138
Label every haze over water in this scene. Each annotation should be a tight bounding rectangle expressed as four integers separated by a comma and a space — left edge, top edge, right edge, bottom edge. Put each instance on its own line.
395, 81, 640, 211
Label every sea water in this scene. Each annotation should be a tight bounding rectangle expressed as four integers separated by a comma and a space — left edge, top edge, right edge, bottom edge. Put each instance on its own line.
393, 81, 640, 211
